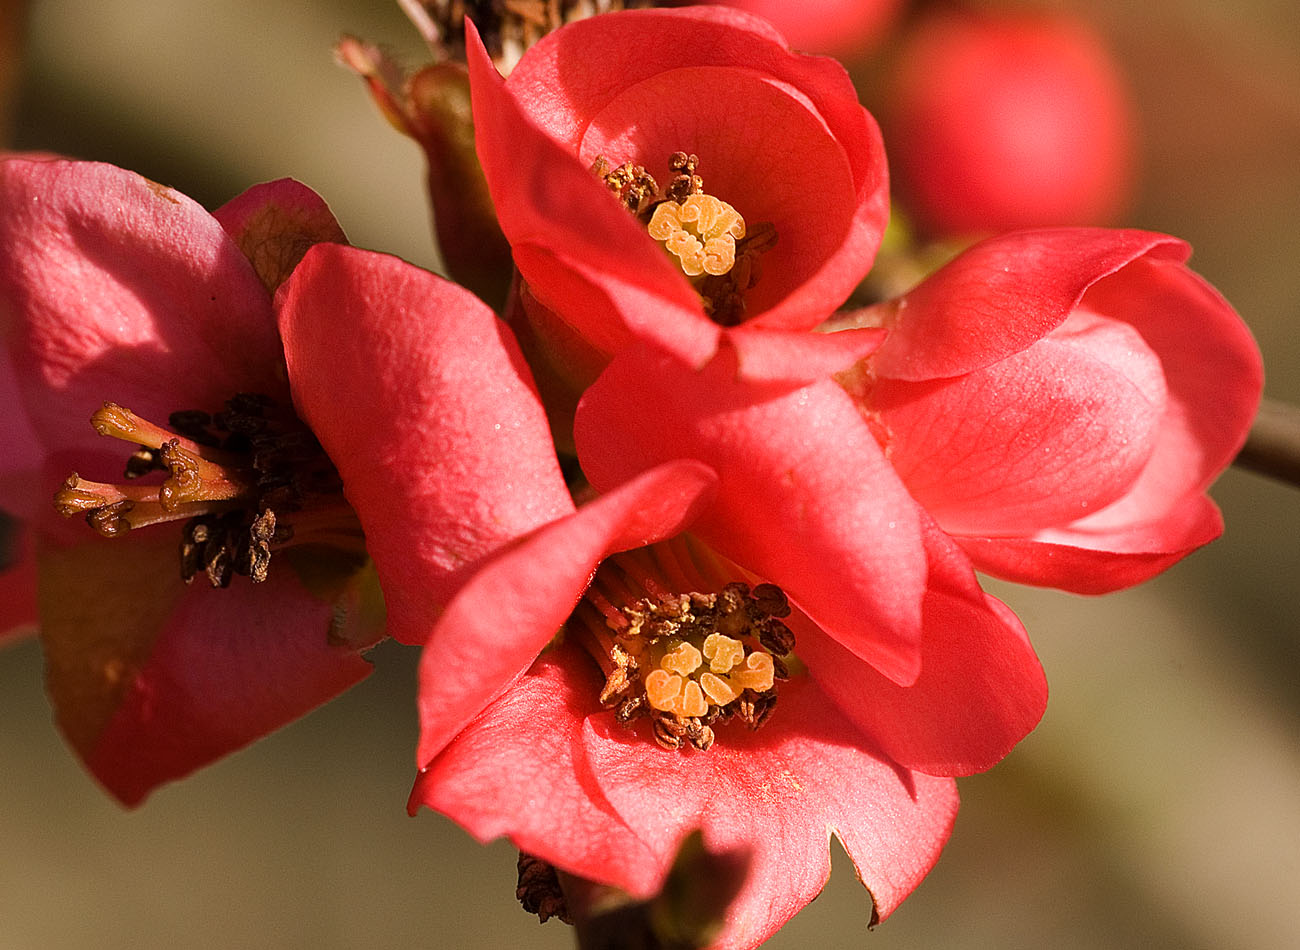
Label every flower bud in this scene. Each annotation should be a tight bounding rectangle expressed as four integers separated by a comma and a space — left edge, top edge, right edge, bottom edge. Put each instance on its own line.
883, 9, 1137, 238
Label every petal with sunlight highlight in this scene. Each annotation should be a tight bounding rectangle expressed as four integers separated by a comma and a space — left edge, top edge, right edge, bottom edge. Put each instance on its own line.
875, 311, 1167, 535
277, 243, 573, 646
416, 461, 718, 765
870, 228, 1187, 381
576, 346, 927, 684
0, 159, 286, 460
583, 674, 958, 943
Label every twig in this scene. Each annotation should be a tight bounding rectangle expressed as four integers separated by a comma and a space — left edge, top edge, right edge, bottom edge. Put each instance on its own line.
1233, 396, 1300, 488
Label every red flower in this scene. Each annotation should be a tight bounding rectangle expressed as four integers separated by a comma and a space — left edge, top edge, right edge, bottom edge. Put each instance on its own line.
409, 459, 1046, 947
0, 158, 568, 804
467, 7, 891, 385
854, 229, 1262, 592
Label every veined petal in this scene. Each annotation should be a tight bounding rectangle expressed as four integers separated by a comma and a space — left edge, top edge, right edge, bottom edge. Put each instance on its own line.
416, 461, 718, 766
583, 672, 958, 942
277, 244, 572, 646
874, 311, 1167, 535
38, 533, 373, 807
1065, 255, 1263, 528
800, 524, 1047, 776
576, 347, 927, 685
870, 228, 1188, 381
410, 648, 660, 892
0, 159, 286, 477
213, 178, 348, 293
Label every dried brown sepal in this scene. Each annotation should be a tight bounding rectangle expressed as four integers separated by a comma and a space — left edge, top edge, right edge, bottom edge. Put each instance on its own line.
517, 852, 573, 925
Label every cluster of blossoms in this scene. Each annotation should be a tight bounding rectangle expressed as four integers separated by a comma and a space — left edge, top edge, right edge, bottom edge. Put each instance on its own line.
0, 6, 1262, 948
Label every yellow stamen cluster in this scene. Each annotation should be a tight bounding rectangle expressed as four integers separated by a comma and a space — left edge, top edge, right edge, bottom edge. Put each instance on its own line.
643, 633, 775, 718
647, 194, 746, 278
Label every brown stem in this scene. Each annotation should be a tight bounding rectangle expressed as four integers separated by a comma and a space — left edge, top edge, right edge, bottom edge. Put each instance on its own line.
1233, 397, 1300, 488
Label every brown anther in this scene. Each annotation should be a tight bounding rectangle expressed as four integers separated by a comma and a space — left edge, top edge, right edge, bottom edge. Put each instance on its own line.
87, 501, 134, 537
157, 440, 205, 510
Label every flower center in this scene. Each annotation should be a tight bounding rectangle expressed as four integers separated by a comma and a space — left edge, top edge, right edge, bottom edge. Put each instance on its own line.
53, 394, 363, 587
571, 539, 794, 751
592, 151, 776, 326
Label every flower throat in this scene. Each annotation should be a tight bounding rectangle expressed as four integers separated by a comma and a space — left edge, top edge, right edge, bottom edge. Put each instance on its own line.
592, 151, 776, 327
570, 537, 795, 752
54, 394, 363, 588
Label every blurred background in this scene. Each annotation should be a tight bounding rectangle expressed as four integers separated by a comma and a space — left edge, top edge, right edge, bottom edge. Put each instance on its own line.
1, 1, 1297, 947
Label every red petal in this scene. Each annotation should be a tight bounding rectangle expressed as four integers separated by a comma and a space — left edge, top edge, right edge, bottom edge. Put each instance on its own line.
1064, 255, 1263, 528
0, 159, 286, 479
37, 533, 372, 807
725, 325, 885, 383
467, 23, 718, 367
277, 244, 572, 646
800, 525, 1047, 775
871, 228, 1188, 381
212, 178, 348, 293
583, 674, 958, 940
415, 461, 718, 766
410, 648, 661, 893
576, 347, 927, 685
958, 492, 1224, 594
874, 311, 1167, 535
417, 641, 957, 943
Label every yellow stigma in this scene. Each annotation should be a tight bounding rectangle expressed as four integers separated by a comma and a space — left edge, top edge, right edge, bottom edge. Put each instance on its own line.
648, 194, 746, 278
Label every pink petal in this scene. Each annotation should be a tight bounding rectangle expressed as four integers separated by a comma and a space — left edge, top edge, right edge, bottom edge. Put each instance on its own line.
870, 228, 1188, 381
410, 647, 660, 892
958, 492, 1224, 594
277, 243, 573, 646
1063, 255, 1263, 528
799, 524, 1047, 776
0, 159, 286, 479
467, 24, 718, 367
416, 460, 718, 766
873, 311, 1167, 535
576, 346, 928, 685
583, 673, 958, 940
212, 178, 348, 293
37, 533, 373, 807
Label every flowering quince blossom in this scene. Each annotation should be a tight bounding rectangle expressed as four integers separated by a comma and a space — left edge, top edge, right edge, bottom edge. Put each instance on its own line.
0, 157, 569, 804
467, 7, 892, 385
851, 228, 1264, 592
409, 445, 1047, 947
